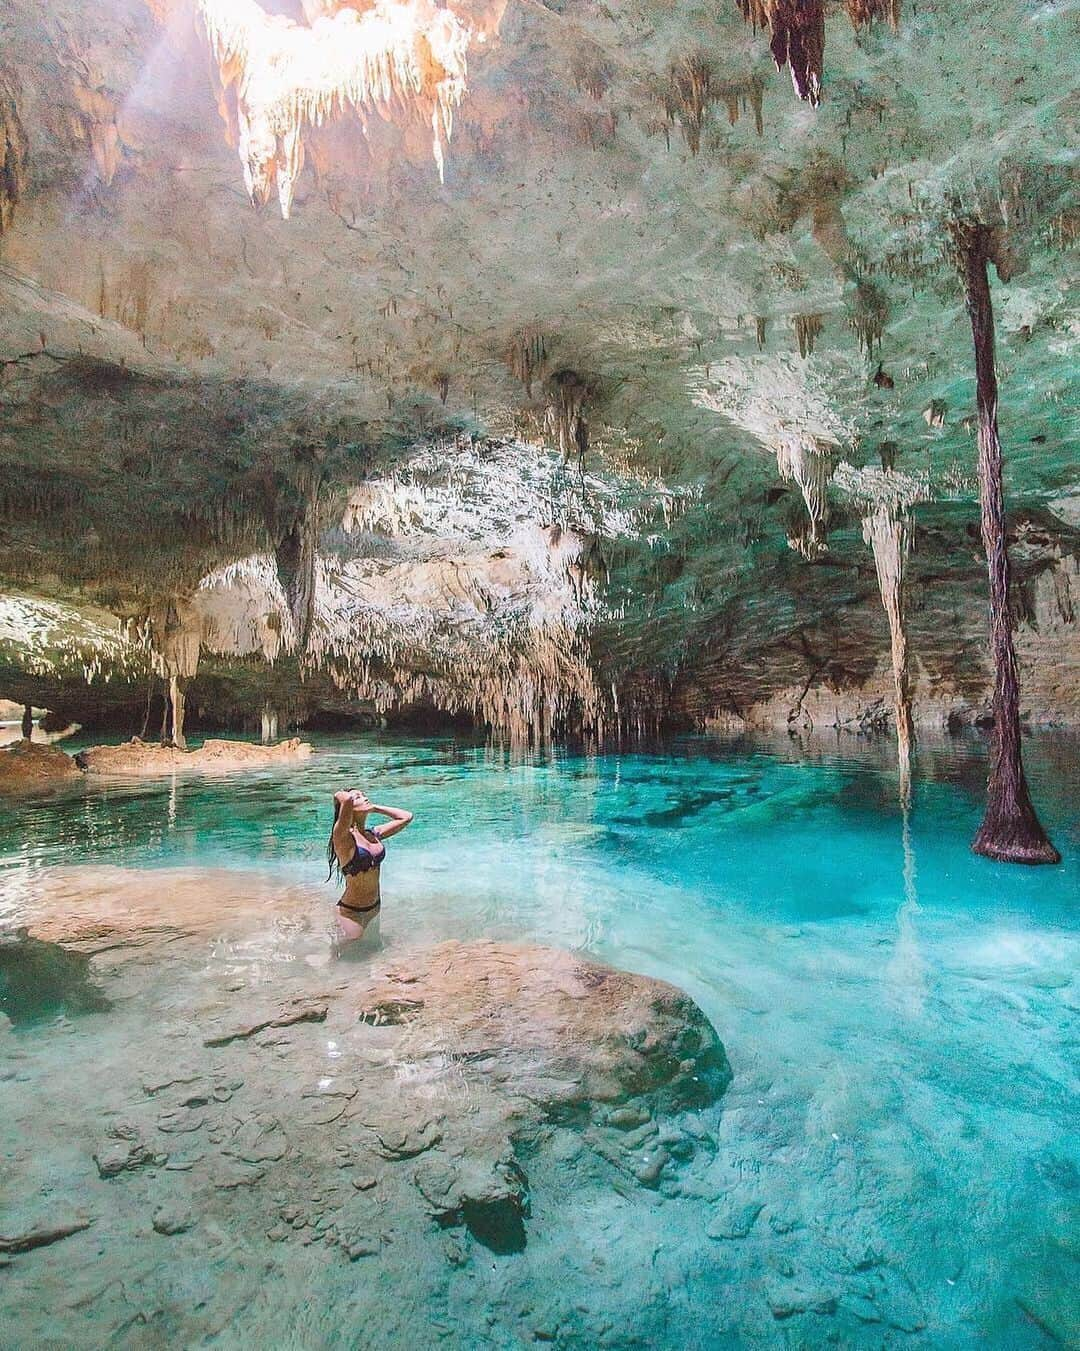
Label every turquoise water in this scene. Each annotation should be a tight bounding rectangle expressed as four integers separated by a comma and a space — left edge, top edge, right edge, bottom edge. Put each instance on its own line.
1, 730, 1077, 1346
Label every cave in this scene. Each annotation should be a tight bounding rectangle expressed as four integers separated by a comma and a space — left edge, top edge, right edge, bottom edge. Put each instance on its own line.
0, 0, 1077, 1345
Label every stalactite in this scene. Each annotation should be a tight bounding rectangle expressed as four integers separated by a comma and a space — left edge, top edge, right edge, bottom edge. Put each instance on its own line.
846, 0, 900, 29
260, 702, 280, 743
193, 0, 506, 218
544, 370, 590, 464
668, 52, 713, 156
70, 84, 123, 185
950, 220, 1060, 865
833, 461, 928, 794
873, 365, 895, 390
922, 399, 946, 428
850, 280, 889, 357
656, 59, 764, 151
736, 0, 825, 105
737, 0, 897, 104
184, 439, 671, 745
775, 433, 832, 556
863, 502, 914, 790
0, 77, 28, 236
571, 49, 614, 102
274, 468, 322, 656
793, 313, 824, 358
509, 327, 548, 397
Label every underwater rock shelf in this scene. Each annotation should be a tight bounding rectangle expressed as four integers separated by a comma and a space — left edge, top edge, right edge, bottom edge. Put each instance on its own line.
0, 918, 730, 1340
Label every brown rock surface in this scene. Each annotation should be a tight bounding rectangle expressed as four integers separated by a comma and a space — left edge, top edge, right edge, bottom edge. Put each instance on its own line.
0, 739, 82, 792
356, 939, 730, 1117
75, 736, 312, 776
10, 866, 324, 950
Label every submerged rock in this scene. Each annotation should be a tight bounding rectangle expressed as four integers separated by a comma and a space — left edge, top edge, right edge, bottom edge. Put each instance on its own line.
707, 1199, 763, 1240
350, 939, 731, 1249
0, 1216, 92, 1255
151, 1204, 194, 1236
75, 736, 312, 777
0, 930, 111, 1026
354, 939, 731, 1117
93, 1129, 164, 1179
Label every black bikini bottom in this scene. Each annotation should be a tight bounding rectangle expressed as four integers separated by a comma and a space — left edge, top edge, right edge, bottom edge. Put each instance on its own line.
338, 898, 381, 917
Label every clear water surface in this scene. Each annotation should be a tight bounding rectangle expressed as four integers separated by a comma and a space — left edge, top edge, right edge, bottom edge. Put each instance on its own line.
0, 729, 1077, 1346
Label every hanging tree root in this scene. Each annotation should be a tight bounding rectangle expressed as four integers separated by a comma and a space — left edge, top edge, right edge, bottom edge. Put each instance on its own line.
952, 220, 1060, 865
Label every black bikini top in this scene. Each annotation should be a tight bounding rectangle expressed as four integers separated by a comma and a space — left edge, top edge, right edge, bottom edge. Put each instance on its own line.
342, 830, 386, 877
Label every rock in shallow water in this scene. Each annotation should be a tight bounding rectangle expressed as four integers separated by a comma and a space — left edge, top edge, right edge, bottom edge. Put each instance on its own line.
348, 939, 731, 1247
0, 740, 82, 793
151, 1204, 194, 1236
0, 931, 111, 1026
354, 939, 731, 1116
75, 736, 312, 777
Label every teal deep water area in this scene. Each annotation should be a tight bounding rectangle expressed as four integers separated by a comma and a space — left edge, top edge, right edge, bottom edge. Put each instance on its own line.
1, 730, 1077, 1347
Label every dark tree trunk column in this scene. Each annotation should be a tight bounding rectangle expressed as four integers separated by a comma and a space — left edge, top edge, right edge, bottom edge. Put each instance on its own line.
959, 225, 1060, 865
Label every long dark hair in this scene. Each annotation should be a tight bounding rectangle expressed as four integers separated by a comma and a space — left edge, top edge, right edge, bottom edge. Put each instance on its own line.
326, 798, 342, 882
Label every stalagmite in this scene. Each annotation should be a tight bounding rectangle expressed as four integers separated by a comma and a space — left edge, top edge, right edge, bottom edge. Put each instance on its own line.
951, 221, 1060, 865
775, 434, 832, 557
192, 0, 506, 218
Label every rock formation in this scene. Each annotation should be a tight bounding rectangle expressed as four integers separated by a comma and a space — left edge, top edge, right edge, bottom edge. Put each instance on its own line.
0, 739, 82, 792
0, 0, 1075, 806
2, 870, 732, 1332
188, 0, 508, 217
75, 735, 312, 776
832, 462, 930, 789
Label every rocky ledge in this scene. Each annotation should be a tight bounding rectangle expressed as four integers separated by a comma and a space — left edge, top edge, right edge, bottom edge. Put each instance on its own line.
0, 739, 82, 793
75, 736, 313, 776
188, 939, 731, 1254
1, 929, 730, 1295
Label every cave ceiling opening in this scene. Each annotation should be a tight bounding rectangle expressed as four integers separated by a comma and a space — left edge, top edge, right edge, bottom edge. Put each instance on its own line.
0, 0, 1076, 755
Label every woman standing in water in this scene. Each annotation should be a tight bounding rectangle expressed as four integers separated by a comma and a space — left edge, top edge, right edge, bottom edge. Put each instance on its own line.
327, 789, 413, 942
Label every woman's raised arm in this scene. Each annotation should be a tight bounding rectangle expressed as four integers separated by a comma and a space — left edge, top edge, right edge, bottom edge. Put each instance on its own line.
332, 790, 357, 862
368, 803, 414, 840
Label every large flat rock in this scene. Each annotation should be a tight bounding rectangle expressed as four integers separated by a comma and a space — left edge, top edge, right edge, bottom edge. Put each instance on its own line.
75, 736, 312, 776
355, 939, 730, 1117
6, 866, 325, 951
0, 868, 734, 1337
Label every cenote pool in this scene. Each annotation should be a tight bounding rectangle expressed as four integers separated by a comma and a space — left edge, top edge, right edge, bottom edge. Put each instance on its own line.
1, 730, 1077, 1348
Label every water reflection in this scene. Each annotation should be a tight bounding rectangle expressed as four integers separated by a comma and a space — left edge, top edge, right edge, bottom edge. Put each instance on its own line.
886, 768, 925, 1018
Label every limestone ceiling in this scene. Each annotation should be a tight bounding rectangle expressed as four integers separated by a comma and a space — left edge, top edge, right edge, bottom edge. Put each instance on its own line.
0, 0, 1077, 595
